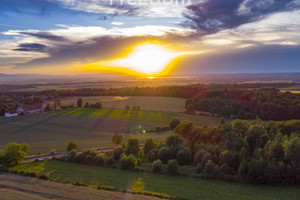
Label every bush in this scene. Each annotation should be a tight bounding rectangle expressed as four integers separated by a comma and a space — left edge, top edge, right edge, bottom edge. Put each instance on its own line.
152, 159, 163, 173
167, 159, 179, 175
66, 140, 78, 152
50, 149, 56, 155
144, 138, 156, 155
166, 135, 183, 147
73, 152, 85, 163
105, 156, 115, 166
204, 160, 215, 174
170, 117, 181, 129
220, 163, 234, 175
38, 174, 49, 180
176, 148, 191, 165
94, 155, 105, 166
196, 162, 204, 174
120, 154, 136, 169
67, 149, 77, 162
147, 149, 159, 162
158, 147, 172, 164
125, 139, 140, 156
112, 147, 124, 161
194, 149, 212, 165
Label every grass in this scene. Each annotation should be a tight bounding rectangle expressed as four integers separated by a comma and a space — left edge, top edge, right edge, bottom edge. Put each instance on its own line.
0, 173, 161, 200
48, 96, 187, 112
0, 112, 171, 155
11, 160, 300, 200
56, 107, 223, 126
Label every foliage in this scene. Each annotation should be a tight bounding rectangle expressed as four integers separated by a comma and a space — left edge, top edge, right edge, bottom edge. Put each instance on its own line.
112, 147, 124, 161
0, 142, 30, 165
112, 133, 123, 146
125, 139, 140, 156
170, 117, 181, 129
176, 148, 191, 165
166, 159, 179, 175
120, 154, 136, 169
147, 149, 159, 162
77, 98, 83, 107
66, 140, 79, 152
152, 159, 163, 173
144, 138, 156, 155
158, 147, 172, 164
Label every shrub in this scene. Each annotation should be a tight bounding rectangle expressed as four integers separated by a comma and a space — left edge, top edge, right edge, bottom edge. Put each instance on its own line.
67, 149, 77, 161
167, 159, 179, 175
204, 160, 215, 175
158, 147, 172, 164
220, 163, 234, 175
152, 159, 163, 173
144, 138, 156, 155
147, 149, 159, 162
66, 140, 78, 152
136, 157, 143, 166
50, 149, 56, 155
94, 155, 105, 166
196, 162, 204, 174
194, 149, 212, 165
105, 156, 115, 166
125, 139, 140, 156
166, 135, 183, 147
176, 148, 191, 165
112, 147, 124, 160
73, 152, 85, 163
170, 117, 181, 129
120, 154, 136, 169
220, 150, 236, 168
38, 174, 49, 180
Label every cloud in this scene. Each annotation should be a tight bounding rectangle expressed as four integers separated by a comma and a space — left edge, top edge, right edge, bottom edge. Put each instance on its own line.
13, 43, 47, 52
19, 31, 68, 42
183, 0, 300, 35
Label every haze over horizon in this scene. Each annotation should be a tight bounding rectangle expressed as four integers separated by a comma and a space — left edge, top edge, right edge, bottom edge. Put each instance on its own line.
1, 0, 300, 76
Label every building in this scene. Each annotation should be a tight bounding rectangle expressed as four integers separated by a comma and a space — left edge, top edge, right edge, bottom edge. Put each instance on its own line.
17, 102, 47, 115
4, 111, 18, 118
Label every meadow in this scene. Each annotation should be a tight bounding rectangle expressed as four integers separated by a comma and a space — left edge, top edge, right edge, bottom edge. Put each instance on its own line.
11, 160, 300, 200
0, 173, 161, 200
49, 96, 186, 112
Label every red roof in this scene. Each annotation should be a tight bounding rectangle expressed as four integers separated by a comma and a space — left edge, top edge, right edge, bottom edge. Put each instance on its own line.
19, 102, 45, 112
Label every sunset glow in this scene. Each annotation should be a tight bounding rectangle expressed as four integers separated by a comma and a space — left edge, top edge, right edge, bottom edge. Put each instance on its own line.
84, 44, 195, 76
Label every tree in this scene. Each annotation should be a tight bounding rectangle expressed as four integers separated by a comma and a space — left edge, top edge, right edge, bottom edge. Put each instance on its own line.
33, 96, 43, 103
112, 147, 124, 160
167, 159, 179, 175
125, 138, 140, 156
220, 150, 237, 169
77, 98, 83, 107
152, 159, 163, 173
176, 148, 191, 165
66, 140, 78, 152
144, 138, 156, 155
2, 142, 30, 165
170, 117, 181, 129
112, 133, 123, 146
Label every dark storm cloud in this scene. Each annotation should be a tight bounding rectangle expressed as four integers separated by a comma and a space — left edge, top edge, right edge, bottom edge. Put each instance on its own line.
14, 43, 46, 52
19, 31, 68, 42
184, 0, 300, 35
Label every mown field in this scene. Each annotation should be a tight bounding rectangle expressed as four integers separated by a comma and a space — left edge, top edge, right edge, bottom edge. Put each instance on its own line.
0, 112, 170, 155
0, 96, 223, 155
48, 96, 186, 112
11, 160, 300, 200
0, 173, 162, 200
56, 108, 222, 126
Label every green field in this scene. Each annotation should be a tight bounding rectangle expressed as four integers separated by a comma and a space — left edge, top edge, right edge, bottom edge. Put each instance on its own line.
11, 160, 300, 200
0, 173, 161, 200
56, 108, 222, 126
49, 96, 186, 112
0, 112, 171, 155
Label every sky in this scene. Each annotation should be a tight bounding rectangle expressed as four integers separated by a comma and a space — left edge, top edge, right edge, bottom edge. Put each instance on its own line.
0, 0, 300, 76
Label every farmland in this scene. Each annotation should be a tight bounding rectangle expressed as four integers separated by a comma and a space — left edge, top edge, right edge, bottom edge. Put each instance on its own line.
49, 96, 186, 112
10, 160, 300, 200
0, 95, 223, 155
0, 173, 162, 200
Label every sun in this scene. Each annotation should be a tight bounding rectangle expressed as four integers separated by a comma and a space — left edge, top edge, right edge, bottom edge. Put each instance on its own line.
86, 44, 186, 76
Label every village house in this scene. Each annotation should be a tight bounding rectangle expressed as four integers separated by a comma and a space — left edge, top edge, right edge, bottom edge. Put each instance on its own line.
17, 102, 47, 115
